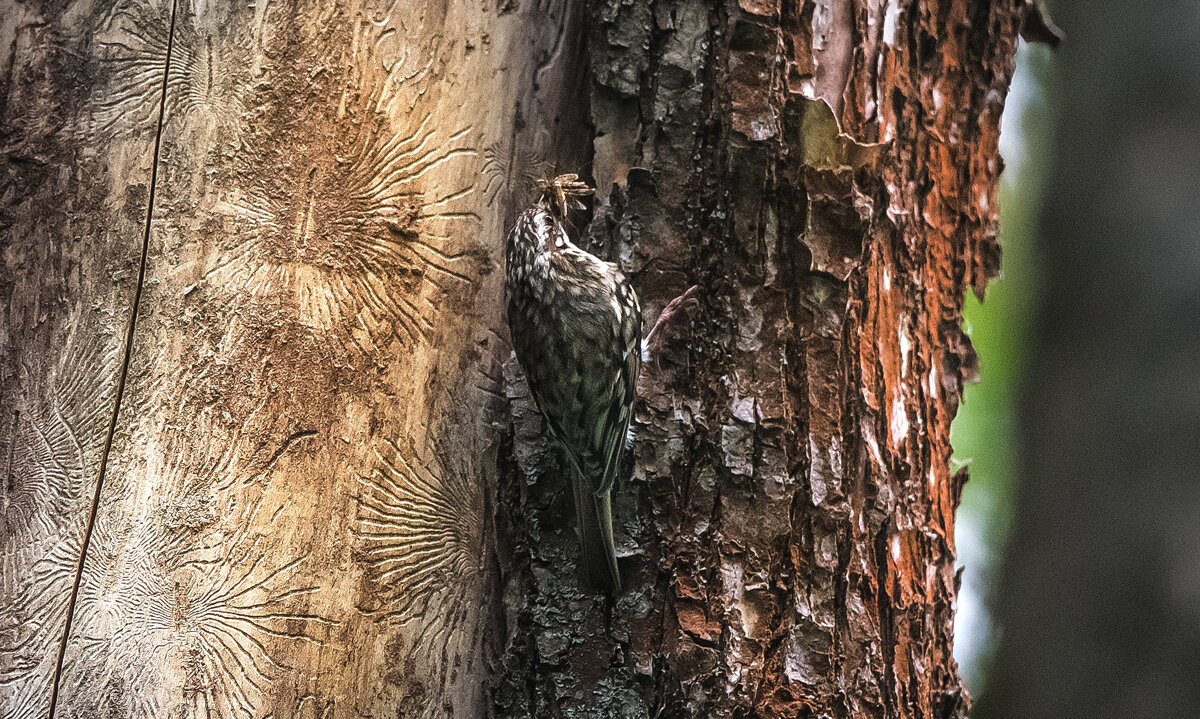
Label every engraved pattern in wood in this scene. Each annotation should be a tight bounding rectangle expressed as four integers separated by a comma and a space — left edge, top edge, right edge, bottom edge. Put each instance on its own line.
0, 0, 162, 712
32, 0, 587, 714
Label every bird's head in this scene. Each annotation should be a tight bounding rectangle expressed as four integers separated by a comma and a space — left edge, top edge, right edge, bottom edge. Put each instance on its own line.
535, 173, 593, 220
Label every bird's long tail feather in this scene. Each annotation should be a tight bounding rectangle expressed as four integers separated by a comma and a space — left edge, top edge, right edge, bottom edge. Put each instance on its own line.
571, 468, 621, 592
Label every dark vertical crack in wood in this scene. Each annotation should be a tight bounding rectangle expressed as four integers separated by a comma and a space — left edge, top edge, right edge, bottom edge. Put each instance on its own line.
45, 0, 181, 712
875, 523, 897, 716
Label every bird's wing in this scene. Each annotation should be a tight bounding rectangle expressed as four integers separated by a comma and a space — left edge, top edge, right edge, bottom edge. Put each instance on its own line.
594, 273, 641, 494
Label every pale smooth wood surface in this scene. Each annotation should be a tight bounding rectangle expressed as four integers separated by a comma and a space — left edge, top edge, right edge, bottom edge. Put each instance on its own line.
1, 1, 164, 715
2, 0, 585, 715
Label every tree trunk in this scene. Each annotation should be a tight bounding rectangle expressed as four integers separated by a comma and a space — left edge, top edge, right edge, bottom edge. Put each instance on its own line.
2, 0, 586, 716
1, 0, 1019, 717
975, 1, 1200, 717
498, 0, 1021, 716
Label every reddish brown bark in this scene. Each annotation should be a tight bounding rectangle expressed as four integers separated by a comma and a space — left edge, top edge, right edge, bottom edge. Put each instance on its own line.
497, 1, 1020, 716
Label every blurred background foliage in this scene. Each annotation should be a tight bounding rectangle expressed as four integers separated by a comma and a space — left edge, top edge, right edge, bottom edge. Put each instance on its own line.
951, 39, 1055, 695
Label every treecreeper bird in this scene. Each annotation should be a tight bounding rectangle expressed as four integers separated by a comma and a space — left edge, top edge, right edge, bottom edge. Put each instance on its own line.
504, 174, 641, 592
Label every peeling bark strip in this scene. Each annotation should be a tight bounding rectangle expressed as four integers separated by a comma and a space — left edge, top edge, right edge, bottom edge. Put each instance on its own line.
499, 0, 1019, 716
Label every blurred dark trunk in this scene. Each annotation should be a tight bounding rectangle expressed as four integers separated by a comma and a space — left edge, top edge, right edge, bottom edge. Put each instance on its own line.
495, 1, 1021, 716
975, 3, 1200, 718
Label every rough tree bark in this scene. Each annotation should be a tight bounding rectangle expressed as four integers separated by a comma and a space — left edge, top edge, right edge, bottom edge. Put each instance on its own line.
499, 0, 1021, 716
1, 0, 1019, 717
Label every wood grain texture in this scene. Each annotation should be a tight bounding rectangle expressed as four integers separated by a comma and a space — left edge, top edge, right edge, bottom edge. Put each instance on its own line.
34, 0, 587, 716
0, 0, 163, 715
3, 0, 1013, 714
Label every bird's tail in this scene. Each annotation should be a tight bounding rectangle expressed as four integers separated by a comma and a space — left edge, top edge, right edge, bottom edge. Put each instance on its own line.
571, 469, 621, 592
